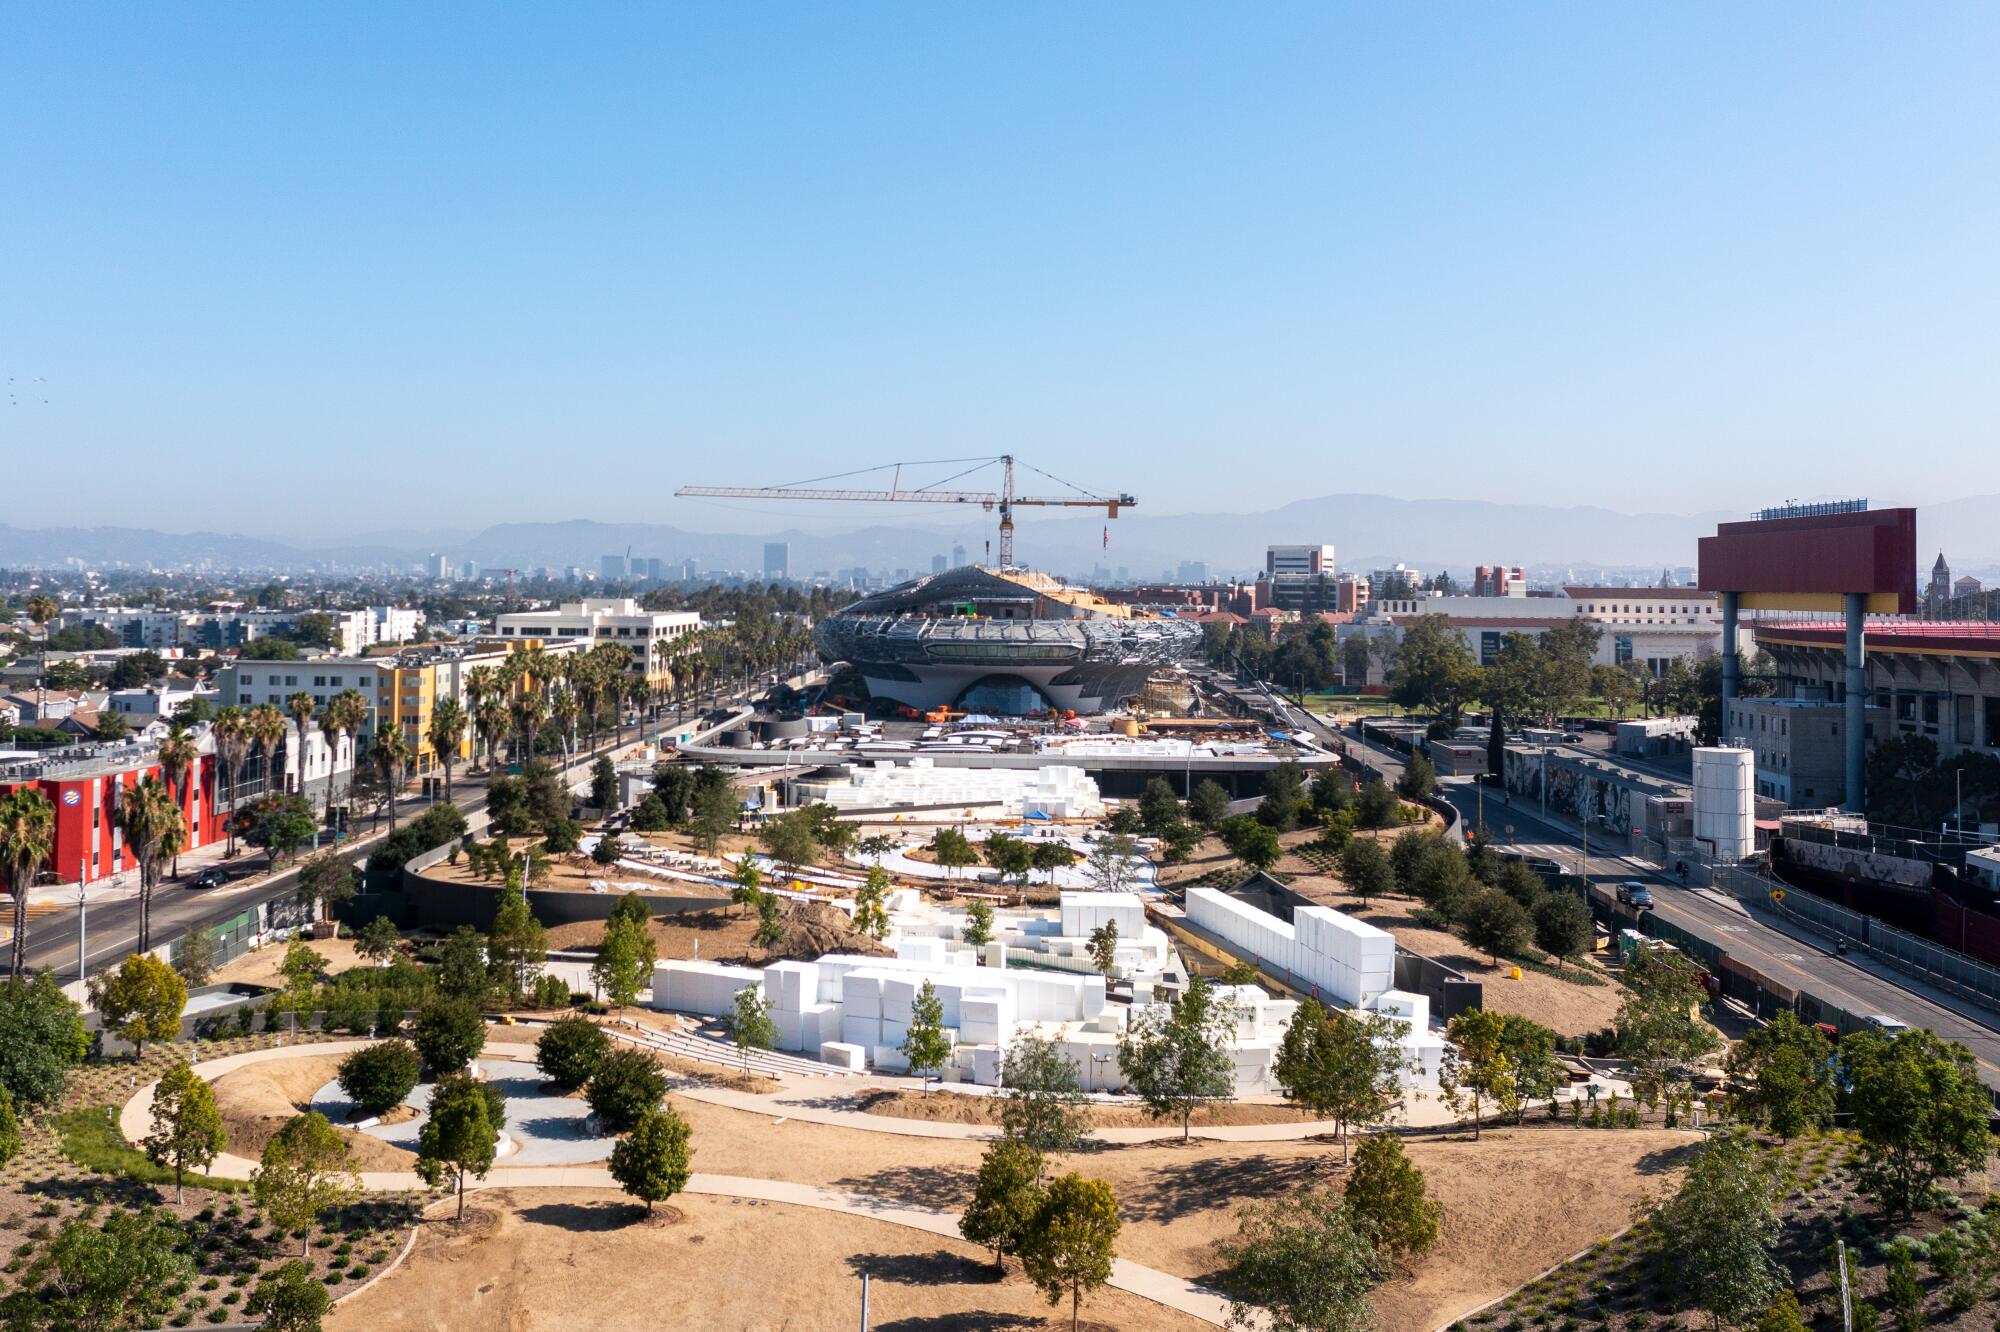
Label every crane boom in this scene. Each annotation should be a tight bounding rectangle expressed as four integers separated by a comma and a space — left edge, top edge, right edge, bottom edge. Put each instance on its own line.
675, 454, 1134, 567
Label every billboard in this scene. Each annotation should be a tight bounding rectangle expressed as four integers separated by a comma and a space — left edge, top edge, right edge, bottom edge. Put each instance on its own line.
1698, 506, 1917, 614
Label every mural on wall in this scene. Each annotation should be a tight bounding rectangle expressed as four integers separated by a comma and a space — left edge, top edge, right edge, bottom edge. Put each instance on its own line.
1502, 750, 1638, 836
1780, 837, 1933, 890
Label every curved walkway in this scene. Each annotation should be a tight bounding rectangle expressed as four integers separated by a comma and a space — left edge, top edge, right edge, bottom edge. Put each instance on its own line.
121, 1040, 1242, 1327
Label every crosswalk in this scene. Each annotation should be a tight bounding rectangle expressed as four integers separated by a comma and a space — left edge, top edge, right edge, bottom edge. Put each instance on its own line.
0, 898, 69, 942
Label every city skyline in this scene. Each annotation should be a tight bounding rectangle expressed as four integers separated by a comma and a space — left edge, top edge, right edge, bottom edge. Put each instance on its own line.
6, 5, 2000, 533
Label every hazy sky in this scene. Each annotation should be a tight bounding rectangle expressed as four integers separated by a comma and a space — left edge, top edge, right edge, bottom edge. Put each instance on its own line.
5, 5, 1998, 538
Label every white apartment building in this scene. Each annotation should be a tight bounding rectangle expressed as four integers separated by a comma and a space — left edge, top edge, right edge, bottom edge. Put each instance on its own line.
1340, 585, 1735, 682
58, 605, 423, 656
495, 599, 701, 685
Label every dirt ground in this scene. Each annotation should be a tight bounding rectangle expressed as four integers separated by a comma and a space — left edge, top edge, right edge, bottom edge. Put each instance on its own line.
213, 936, 365, 989
424, 843, 718, 898
208, 1051, 416, 1171
328, 1188, 1211, 1332
1290, 880, 1625, 1037
858, 1088, 1322, 1130
660, 1091, 1694, 1332
544, 900, 891, 965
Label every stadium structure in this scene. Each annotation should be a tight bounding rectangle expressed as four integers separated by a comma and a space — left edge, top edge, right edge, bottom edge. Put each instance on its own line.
813, 566, 1203, 715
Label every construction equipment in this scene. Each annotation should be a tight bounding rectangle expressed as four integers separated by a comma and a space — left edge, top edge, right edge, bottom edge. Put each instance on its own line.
676, 454, 1134, 568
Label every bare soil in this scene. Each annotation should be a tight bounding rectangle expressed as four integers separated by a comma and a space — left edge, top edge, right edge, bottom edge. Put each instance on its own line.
208, 1052, 416, 1171
659, 1091, 1694, 1332
857, 1088, 1323, 1130
544, 900, 892, 965
213, 936, 365, 989
327, 1188, 1210, 1332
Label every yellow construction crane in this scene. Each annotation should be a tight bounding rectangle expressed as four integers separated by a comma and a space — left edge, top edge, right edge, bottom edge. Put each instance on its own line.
675, 454, 1134, 568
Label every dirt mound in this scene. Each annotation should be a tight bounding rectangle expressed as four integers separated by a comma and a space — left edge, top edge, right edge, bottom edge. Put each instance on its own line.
550, 900, 891, 965
208, 1052, 416, 1172
770, 900, 893, 962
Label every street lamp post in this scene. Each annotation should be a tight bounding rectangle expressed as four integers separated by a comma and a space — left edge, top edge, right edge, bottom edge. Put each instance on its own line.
76, 852, 88, 988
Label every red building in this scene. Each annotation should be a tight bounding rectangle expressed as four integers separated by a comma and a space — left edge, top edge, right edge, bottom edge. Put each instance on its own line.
0, 742, 221, 888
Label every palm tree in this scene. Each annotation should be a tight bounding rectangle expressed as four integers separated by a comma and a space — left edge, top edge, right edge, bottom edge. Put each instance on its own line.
475, 695, 510, 772
24, 593, 58, 671
2, 786, 57, 977
320, 689, 369, 791
211, 706, 249, 857
157, 721, 199, 878
369, 720, 411, 832
427, 697, 468, 803
116, 777, 184, 953
466, 664, 500, 717
510, 688, 547, 764
623, 676, 652, 741
549, 686, 579, 765
247, 703, 288, 800
285, 692, 318, 797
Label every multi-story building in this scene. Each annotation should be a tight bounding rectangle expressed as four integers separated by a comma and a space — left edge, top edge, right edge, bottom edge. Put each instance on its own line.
1472, 565, 1527, 597
60, 605, 421, 656
0, 737, 222, 888
763, 542, 790, 581
494, 599, 701, 691
1754, 620, 2000, 764
1265, 545, 1335, 577
1338, 585, 1730, 682
1723, 695, 1888, 808
107, 679, 218, 721
600, 554, 629, 582
1956, 575, 1984, 598
426, 553, 450, 579
1927, 553, 1952, 617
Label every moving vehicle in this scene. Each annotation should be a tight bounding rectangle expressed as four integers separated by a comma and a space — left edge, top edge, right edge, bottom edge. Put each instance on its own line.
1615, 880, 1654, 909
1863, 1014, 1912, 1036
188, 868, 231, 891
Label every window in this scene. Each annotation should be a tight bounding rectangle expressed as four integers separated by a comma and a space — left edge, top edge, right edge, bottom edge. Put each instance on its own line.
313, 676, 326, 687
1614, 635, 1634, 665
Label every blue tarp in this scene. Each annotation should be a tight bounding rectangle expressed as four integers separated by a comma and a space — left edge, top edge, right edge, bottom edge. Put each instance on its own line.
1023, 810, 1053, 820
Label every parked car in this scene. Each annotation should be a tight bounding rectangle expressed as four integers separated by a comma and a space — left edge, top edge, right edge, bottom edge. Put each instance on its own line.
1863, 1014, 1912, 1037
1616, 880, 1654, 909
188, 868, 231, 891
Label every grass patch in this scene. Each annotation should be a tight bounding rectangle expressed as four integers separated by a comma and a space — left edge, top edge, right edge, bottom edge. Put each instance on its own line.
50, 1105, 250, 1193
1515, 958, 1610, 987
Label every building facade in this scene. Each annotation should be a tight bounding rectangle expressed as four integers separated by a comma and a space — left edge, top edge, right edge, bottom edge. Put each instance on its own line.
1723, 696, 1888, 808
1754, 621, 2000, 764
494, 599, 701, 691
0, 738, 222, 888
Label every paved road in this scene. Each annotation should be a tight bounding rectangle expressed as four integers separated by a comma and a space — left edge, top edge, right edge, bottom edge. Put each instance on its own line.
15, 685, 763, 982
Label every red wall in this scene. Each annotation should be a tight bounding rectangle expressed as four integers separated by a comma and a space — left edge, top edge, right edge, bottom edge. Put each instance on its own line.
1697, 507, 1917, 611
1, 753, 219, 886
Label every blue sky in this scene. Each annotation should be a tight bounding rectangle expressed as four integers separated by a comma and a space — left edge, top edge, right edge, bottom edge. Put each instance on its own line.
4, 5, 1998, 538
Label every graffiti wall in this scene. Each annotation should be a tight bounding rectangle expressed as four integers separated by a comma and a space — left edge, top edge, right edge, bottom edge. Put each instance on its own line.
1501, 750, 1642, 836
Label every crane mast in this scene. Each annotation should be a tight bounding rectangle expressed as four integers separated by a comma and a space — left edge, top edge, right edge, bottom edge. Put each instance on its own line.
676, 453, 1133, 568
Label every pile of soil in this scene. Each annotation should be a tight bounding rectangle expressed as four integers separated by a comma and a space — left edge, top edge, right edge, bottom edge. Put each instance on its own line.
208, 1053, 414, 1171
548, 901, 891, 966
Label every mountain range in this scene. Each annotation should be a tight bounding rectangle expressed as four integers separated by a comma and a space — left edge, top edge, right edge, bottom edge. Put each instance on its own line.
5, 492, 1996, 580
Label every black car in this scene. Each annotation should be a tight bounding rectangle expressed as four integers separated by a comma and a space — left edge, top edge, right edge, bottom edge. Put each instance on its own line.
189, 868, 231, 890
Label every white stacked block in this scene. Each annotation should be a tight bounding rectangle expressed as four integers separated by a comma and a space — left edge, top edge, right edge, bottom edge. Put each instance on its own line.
982, 942, 1008, 968
895, 936, 949, 965
764, 960, 819, 1013
819, 1041, 866, 1071
775, 1008, 805, 1051
841, 1014, 881, 1050
653, 961, 764, 1017
880, 1018, 910, 1050
1371, 989, 1429, 1032
881, 976, 918, 1024
1060, 891, 1148, 940
960, 994, 1015, 1046
1189, 889, 1395, 1008
801, 1002, 841, 1050
970, 1044, 1004, 1085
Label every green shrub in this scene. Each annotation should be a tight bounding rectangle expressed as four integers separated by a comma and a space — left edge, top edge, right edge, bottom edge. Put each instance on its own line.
336, 1039, 422, 1117
584, 1048, 667, 1132
536, 1016, 611, 1091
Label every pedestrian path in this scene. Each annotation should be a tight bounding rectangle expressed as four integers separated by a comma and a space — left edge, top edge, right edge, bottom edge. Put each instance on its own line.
118, 1040, 1242, 1328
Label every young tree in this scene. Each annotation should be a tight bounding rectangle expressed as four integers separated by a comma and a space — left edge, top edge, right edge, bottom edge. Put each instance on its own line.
592, 910, 657, 1008
609, 1104, 694, 1215
536, 1015, 611, 1090
1343, 1133, 1440, 1267
175, 925, 221, 987
585, 1048, 668, 1132
279, 936, 328, 991
1083, 833, 1140, 893
1086, 919, 1120, 979
1118, 976, 1237, 1141
1257, 761, 1308, 832
1138, 777, 1186, 838
1409, 842, 1475, 922
753, 890, 787, 950
1021, 1173, 1122, 1332
1031, 841, 1079, 885
145, 1061, 226, 1202
433, 925, 491, 1003
1219, 814, 1283, 874
1615, 947, 1722, 1124
1533, 892, 1593, 968
1337, 838, 1394, 907
1496, 1014, 1564, 1123
983, 833, 1035, 888
1845, 1027, 1992, 1216
487, 877, 548, 1002
998, 1034, 1090, 1157
1647, 1131, 1784, 1330
852, 863, 892, 938
22, 1208, 195, 1331
413, 997, 487, 1075
298, 850, 357, 932
961, 1138, 1047, 1269
963, 898, 996, 949
592, 832, 623, 866
759, 809, 820, 880
1725, 1011, 1837, 1142
1459, 887, 1532, 964
254, 1112, 361, 1255
1272, 1000, 1403, 1163
91, 952, 188, 1060
354, 915, 402, 964
336, 1039, 422, 1117
1396, 752, 1436, 802
1354, 780, 1399, 829
901, 979, 953, 1093
416, 1071, 506, 1222
0, 971, 91, 1107
246, 1260, 332, 1332
1440, 1009, 1512, 1139
729, 853, 763, 915
688, 778, 739, 857
629, 792, 672, 832
1215, 1186, 1379, 1332
730, 985, 776, 1072
590, 754, 618, 812
1189, 778, 1232, 829
0, 1089, 18, 1168
930, 826, 980, 880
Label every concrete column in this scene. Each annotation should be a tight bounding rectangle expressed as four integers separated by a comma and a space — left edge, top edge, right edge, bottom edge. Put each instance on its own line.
1719, 591, 1740, 740
1845, 592, 1867, 814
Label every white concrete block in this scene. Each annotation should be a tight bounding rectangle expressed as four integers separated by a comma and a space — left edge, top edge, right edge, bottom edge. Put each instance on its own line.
844, 973, 883, 1021
819, 1041, 866, 1071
